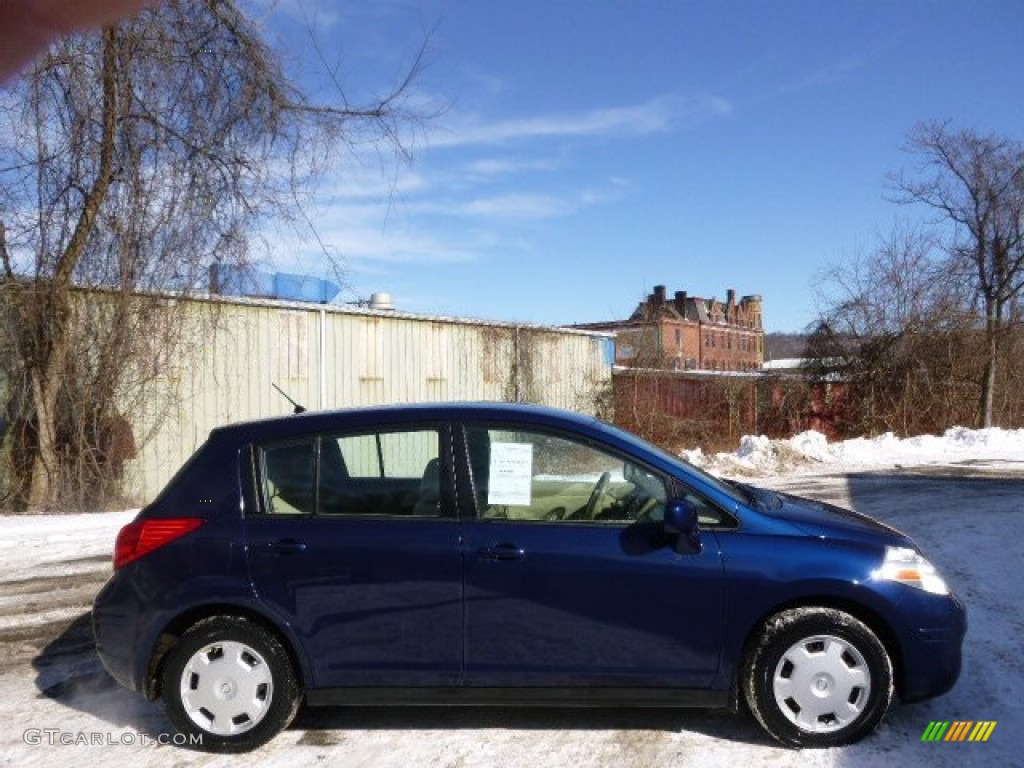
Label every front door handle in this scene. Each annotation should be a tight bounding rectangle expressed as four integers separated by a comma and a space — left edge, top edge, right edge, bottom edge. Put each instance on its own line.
269, 538, 307, 555
477, 543, 525, 561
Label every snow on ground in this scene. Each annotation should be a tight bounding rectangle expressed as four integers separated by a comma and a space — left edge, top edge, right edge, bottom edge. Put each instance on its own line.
0, 511, 136, 577
0, 430, 1022, 767
684, 426, 1024, 477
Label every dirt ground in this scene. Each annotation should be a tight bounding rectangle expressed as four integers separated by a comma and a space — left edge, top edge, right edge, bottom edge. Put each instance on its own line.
1, 467, 1021, 767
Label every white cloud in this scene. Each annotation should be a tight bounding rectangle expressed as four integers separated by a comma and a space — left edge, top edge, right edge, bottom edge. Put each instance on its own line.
425, 96, 684, 149
463, 157, 559, 177
455, 193, 576, 219
242, 0, 390, 31
317, 167, 430, 202
461, 69, 508, 98
257, 92, 706, 283
265, 206, 488, 270
782, 56, 866, 94
750, 53, 873, 106
403, 180, 626, 221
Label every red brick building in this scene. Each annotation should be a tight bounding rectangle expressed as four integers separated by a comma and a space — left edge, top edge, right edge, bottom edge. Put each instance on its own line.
576, 285, 764, 372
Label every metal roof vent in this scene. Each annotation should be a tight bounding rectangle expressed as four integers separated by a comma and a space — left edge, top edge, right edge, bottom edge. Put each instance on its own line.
368, 292, 395, 311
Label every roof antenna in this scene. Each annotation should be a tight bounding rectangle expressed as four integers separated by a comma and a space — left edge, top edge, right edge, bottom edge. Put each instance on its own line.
272, 383, 307, 414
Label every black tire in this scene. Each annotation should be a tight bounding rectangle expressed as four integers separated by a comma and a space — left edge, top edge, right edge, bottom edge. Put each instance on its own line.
161, 616, 301, 753
742, 607, 893, 748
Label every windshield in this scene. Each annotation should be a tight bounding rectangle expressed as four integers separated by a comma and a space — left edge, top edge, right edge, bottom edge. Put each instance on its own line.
594, 419, 750, 507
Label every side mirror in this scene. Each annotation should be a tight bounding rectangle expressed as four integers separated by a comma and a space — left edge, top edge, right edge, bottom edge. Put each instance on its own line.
664, 498, 702, 554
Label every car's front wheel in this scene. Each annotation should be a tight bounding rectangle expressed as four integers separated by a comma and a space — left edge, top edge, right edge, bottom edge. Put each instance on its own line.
161, 616, 301, 752
743, 607, 893, 747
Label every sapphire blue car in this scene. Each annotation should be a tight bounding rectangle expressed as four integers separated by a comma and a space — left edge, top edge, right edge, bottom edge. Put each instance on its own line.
92, 403, 965, 752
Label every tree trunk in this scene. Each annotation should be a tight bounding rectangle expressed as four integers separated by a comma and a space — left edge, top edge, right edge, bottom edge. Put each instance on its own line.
979, 299, 998, 429
25, 28, 118, 510
26, 355, 63, 509
980, 347, 996, 428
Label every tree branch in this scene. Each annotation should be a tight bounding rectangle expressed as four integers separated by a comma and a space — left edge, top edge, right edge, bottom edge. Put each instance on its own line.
53, 26, 118, 287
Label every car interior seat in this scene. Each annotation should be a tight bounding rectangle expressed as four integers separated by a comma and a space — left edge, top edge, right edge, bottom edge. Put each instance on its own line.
412, 457, 441, 516
266, 442, 315, 514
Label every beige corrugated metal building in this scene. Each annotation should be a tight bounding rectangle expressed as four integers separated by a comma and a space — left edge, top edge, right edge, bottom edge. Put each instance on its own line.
127, 294, 614, 503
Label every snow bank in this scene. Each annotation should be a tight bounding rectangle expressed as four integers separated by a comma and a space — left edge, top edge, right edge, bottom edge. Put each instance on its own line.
685, 426, 1024, 477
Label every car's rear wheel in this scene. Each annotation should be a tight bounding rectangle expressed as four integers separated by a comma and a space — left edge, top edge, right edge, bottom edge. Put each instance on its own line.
743, 607, 893, 747
161, 616, 301, 752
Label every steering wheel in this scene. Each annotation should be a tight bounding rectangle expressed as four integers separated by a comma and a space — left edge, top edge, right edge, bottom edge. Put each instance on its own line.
583, 471, 611, 520
631, 496, 659, 521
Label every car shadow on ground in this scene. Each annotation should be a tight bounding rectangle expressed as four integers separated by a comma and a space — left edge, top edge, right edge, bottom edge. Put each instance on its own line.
31, 611, 173, 738
32, 612, 775, 749
289, 703, 774, 747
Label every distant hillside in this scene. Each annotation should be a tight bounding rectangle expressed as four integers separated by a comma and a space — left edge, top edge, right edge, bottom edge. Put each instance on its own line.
763, 332, 809, 361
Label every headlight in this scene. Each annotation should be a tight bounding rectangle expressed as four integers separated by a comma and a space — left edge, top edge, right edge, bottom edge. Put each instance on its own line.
873, 546, 949, 595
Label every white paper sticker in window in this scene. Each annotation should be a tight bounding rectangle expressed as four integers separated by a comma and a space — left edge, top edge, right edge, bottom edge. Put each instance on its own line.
488, 442, 533, 506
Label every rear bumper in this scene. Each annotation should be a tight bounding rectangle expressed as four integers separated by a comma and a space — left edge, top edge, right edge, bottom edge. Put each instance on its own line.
92, 574, 146, 695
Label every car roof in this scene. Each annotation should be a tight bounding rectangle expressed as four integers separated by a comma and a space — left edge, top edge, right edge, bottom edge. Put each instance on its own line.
208, 402, 603, 444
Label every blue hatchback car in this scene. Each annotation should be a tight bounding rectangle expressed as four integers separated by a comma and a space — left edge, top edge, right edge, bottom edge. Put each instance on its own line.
92, 403, 965, 752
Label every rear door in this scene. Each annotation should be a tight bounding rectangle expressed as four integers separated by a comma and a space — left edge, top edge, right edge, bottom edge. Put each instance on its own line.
245, 422, 463, 688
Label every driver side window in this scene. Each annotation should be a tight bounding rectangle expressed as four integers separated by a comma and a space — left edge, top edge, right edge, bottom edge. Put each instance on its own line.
465, 426, 666, 523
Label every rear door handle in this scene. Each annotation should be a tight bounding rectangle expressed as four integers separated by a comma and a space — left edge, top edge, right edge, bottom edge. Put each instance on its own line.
269, 538, 307, 555
477, 544, 525, 561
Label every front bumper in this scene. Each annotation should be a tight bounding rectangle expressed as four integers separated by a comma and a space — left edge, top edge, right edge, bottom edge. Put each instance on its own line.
897, 591, 967, 702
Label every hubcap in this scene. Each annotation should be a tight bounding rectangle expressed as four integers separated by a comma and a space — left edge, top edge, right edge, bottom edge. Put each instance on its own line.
772, 634, 871, 734
179, 641, 274, 735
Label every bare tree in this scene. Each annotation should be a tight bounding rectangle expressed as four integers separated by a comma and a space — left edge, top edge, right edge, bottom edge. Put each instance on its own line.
813, 224, 979, 435
890, 121, 1024, 427
818, 225, 968, 337
0, 1, 431, 510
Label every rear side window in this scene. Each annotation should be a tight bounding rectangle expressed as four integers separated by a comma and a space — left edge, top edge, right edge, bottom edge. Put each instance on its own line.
258, 428, 444, 518
262, 439, 317, 515
333, 430, 437, 479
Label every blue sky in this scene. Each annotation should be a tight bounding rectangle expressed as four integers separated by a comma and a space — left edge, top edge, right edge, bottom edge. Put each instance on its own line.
250, 1, 1022, 333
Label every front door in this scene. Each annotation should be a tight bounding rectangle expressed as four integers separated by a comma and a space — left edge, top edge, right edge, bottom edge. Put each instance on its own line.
460, 424, 724, 688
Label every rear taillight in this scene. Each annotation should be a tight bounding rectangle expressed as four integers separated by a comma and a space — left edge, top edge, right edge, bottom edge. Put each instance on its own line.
113, 518, 204, 569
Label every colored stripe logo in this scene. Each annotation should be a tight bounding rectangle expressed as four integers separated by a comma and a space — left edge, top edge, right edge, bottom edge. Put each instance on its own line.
921, 721, 996, 742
